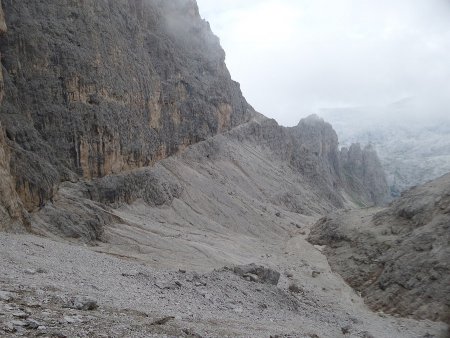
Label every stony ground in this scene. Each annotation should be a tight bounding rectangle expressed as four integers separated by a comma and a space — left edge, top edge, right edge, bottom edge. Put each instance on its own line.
0, 233, 447, 338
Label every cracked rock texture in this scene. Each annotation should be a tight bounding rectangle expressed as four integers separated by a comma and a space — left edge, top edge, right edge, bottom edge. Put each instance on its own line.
234, 115, 389, 210
309, 173, 450, 324
0, 3, 28, 232
0, 122, 28, 231
0, 0, 251, 213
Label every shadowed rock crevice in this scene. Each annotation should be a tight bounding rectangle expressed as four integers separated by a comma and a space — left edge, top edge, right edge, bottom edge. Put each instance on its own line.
0, 5, 29, 231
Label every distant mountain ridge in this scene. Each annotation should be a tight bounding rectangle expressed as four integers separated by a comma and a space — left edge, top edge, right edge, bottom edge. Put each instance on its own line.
320, 104, 450, 196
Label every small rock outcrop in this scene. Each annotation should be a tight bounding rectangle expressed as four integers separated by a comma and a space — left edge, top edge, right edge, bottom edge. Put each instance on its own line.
308, 173, 450, 323
233, 264, 281, 285
67, 296, 98, 311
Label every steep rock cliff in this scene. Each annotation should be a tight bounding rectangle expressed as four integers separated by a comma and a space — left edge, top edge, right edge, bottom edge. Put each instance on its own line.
0, 121, 28, 231
340, 143, 390, 206
0, 0, 251, 213
288, 116, 341, 206
0, 3, 28, 231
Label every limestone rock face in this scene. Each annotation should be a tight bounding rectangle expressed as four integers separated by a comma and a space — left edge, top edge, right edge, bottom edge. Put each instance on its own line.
0, 3, 27, 231
0, 0, 251, 213
233, 264, 281, 285
319, 106, 450, 197
233, 115, 389, 209
0, 122, 28, 231
291, 117, 389, 207
340, 143, 390, 206
0, 2, 5, 32
289, 115, 344, 208
0, 0, 5, 102
308, 173, 450, 323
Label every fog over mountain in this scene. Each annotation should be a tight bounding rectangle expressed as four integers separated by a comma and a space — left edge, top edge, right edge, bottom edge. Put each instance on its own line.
319, 101, 450, 196
197, 0, 450, 127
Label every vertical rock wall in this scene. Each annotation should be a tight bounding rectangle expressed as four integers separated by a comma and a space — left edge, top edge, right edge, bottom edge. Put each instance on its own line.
0, 1, 28, 230
0, 0, 252, 214
340, 143, 390, 205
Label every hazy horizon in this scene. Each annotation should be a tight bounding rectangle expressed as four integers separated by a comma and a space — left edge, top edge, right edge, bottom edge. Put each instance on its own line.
197, 0, 450, 127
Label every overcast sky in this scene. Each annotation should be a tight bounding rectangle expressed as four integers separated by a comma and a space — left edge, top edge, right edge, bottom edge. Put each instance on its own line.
196, 0, 450, 126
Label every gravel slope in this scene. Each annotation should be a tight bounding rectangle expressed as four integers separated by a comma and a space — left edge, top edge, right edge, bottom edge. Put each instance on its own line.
0, 232, 447, 337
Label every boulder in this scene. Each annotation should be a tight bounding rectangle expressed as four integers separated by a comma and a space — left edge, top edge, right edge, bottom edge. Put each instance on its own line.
233, 264, 280, 286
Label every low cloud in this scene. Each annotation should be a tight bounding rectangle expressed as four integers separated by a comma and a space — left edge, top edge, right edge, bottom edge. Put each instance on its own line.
197, 0, 450, 126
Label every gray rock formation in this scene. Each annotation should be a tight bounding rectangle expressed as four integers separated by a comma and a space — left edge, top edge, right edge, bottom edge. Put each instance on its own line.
233, 115, 389, 210
291, 116, 388, 207
340, 143, 390, 206
27, 115, 389, 242
0, 123, 28, 231
0, 0, 251, 214
0, 0, 389, 235
0, 5, 28, 231
308, 173, 450, 323
320, 105, 450, 197
233, 264, 281, 285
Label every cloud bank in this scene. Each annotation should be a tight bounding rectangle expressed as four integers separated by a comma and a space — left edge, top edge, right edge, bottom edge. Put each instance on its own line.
197, 0, 450, 126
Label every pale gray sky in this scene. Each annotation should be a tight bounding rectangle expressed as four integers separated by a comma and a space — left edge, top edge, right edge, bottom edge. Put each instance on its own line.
197, 0, 450, 126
